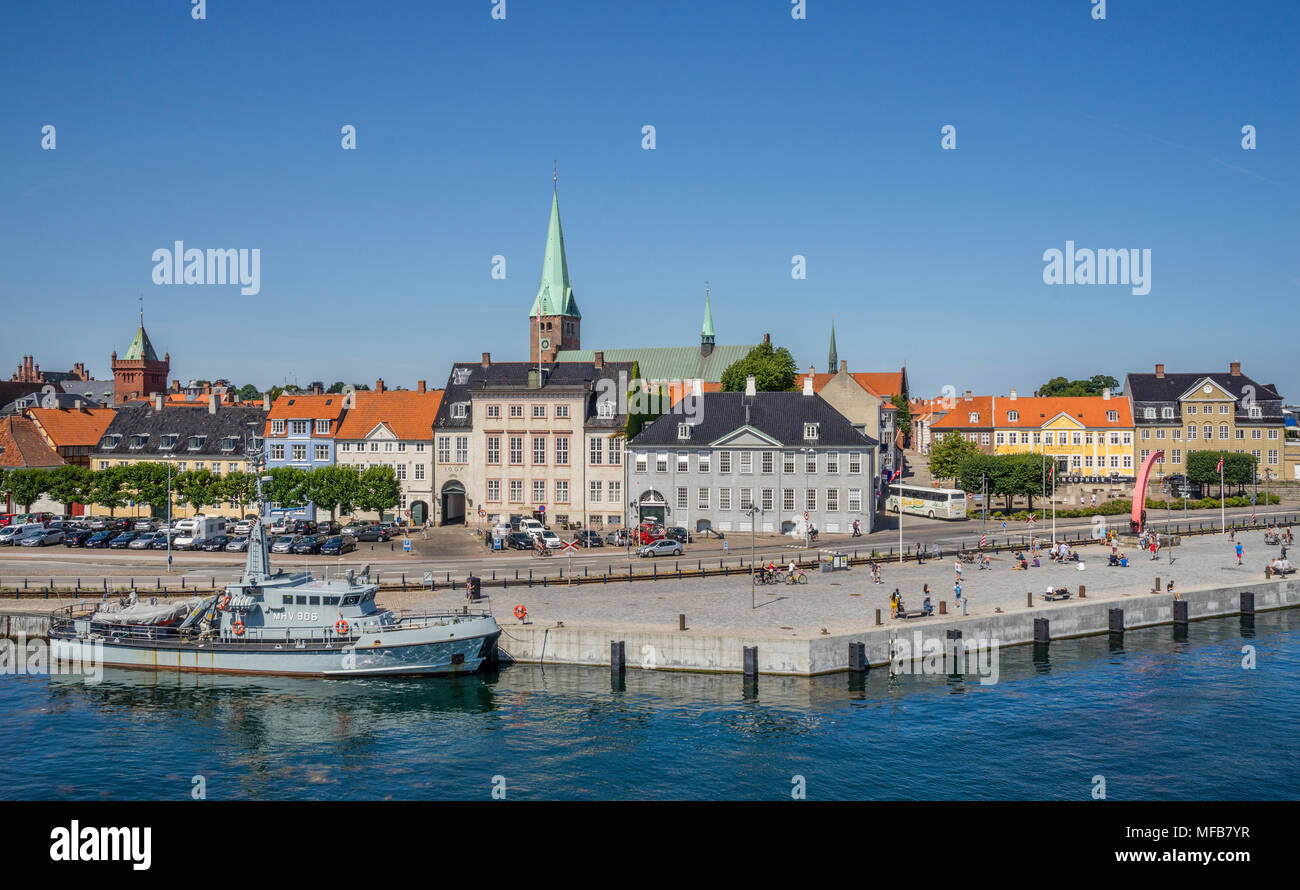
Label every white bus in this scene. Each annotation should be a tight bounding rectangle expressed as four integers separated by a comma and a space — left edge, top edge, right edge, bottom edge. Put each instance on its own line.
886, 484, 968, 520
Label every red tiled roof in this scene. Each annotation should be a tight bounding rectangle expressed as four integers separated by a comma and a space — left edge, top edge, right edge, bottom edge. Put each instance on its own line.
0, 416, 65, 467
995, 396, 1133, 428
333, 390, 444, 440
266, 393, 349, 436
24, 407, 116, 448
808, 371, 904, 400
930, 397, 996, 429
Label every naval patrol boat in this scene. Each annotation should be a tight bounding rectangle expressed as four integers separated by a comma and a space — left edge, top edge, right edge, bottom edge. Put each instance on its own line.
49, 439, 501, 677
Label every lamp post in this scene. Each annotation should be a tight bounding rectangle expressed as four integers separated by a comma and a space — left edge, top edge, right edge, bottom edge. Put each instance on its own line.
746, 505, 763, 609
800, 446, 815, 548
1163, 481, 1172, 565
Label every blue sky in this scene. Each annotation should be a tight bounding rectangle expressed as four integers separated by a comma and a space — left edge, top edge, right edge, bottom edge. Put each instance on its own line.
2, 0, 1296, 400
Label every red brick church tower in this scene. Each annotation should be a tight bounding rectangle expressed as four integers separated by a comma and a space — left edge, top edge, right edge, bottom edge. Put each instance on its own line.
112, 310, 169, 403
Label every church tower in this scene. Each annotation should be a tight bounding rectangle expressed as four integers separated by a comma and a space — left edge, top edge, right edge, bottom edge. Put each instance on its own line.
112, 307, 169, 403
827, 320, 838, 374
529, 181, 581, 364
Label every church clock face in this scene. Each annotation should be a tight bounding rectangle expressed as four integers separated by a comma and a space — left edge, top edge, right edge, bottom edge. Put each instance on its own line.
540, 337, 551, 350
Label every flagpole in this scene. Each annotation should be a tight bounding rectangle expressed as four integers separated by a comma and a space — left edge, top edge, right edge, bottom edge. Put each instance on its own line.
1220, 459, 1225, 533
1051, 460, 1056, 544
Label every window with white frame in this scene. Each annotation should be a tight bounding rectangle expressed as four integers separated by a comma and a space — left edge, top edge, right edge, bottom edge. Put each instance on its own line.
314, 444, 329, 461
698, 451, 710, 473
761, 488, 774, 511
509, 405, 523, 418
608, 437, 621, 465
487, 480, 501, 502
783, 452, 796, 474
291, 444, 306, 461
608, 481, 621, 503
533, 480, 546, 503
783, 489, 795, 511
555, 404, 569, 419
740, 488, 753, 510
315, 419, 330, 434
556, 480, 569, 502
719, 451, 731, 473
589, 437, 604, 465
395, 464, 407, 480
697, 487, 710, 509
291, 420, 308, 436
271, 419, 286, 435
761, 451, 774, 474
533, 405, 546, 418
677, 487, 688, 509
677, 452, 689, 472
509, 436, 523, 464
589, 480, 602, 503
555, 436, 569, 465
678, 423, 691, 440
826, 489, 839, 511
414, 464, 425, 481
509, 480, 522, 502
848, 452, 861, 474
805, 452, 816, 474
533, 436, 546, 465
455, 437, 468, 463
486, 405, 501, 418
739, 451, 752, 474
847, 488, 862, 512
719, 488, 732, 510
655, 452, 668, 473
804, 422, 819, 440
270, 444, 285, 460
805, 488, 817, 511
487, 436, 500, 464
636, 453, 648, 473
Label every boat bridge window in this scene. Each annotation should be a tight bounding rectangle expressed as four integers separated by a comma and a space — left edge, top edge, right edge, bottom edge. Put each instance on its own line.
308, 595, 320, 606
282, 595, 293, 605
342, 595, 361, 606
323, 596, 340, 605
361, 591, 375, 604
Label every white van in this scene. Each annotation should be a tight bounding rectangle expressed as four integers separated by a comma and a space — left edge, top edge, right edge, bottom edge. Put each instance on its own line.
518, 518, 545, 539
0, 523, 46, 546
173, 515, 228, 549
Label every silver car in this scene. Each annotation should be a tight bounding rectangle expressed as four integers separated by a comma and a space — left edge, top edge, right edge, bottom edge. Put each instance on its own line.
637, 538, 682, 558
21, 529, 63, 546
270, 535, 300, 554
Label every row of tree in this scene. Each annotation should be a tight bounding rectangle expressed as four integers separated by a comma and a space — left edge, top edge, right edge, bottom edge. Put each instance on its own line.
0, 463, 401, 519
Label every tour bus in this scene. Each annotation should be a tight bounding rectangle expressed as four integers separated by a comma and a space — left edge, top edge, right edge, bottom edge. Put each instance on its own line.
885, 484, 968, 520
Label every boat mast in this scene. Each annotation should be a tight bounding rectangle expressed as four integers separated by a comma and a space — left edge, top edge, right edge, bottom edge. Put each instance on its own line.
244, 422, 271, 584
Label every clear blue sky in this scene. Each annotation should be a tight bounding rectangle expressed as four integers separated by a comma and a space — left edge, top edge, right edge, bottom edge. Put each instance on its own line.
2, 1, 1296, 400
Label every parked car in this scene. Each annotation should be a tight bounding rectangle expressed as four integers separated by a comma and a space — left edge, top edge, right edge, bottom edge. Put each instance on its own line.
201, 535, 231, 552
132, 519, 157, 532
319, 534, 357, 556
290, 520, 318, 535
225, 536, 250, 552
340, 524, 367, 536
268, 519, 289, 535
574, 530, 604, 548
317, 520, 342, 536
637, 538, 683, 558
540, 530, 563, 549
63, 529, 96, 548
508, 532, 535, 550
230, 520, 253, 536
606, 529, 627, 546
108, 531, 140, 549
84, 531, 116, 549
355, 526, 390, 543
0, 523, 47, 545
270, 535, 300, 554
129, 532, 162, 550
666, 527, 690, 544
292, 535, 324, 555
20, 529, 63, 546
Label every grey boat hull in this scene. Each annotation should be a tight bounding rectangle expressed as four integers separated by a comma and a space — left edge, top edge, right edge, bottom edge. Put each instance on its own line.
51, 619, 501, 678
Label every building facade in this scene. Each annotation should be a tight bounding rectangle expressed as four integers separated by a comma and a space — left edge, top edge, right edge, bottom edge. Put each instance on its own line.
264, 392, 347, 520
627, 380, 877, 536
333, 382, 442, 524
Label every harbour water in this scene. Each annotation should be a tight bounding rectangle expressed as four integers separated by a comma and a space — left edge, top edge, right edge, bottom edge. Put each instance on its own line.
2, 611, 1297, 801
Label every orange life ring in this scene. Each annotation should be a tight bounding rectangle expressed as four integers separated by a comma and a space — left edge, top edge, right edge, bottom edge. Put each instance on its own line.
231, 620, 245, 636
220, 594, 231, 611
335, 619, 350, 635
513, 604, 527, 620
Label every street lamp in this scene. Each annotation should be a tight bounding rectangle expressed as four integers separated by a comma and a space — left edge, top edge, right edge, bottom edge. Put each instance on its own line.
746, 505, 764, 609
799, 447, 815, 548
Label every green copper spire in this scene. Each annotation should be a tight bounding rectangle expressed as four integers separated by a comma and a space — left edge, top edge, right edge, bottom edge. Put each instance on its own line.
701, 282, 715, 341
124, 326, 159, 362
529, 187, 580, 319
827, 319, 838, 373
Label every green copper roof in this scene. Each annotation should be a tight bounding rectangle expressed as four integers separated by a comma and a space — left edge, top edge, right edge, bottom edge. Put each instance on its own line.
702, 293, 715, 339
529, 189, 581, 319
124, 326, 159, 362
827, 320, 838, 373
555, 344, 758, 384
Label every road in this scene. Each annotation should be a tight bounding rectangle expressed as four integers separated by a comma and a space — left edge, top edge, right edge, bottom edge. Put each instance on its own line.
0, 504, 1292, 588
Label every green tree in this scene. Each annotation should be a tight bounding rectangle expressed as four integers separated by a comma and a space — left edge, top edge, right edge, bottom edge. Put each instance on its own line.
356, 465, 401, 515
3, 468, 49, 512
264, 466, 309, 511
125, 463, 172, 517
220, 471, 256, 517
88, 466, 128, 516
1037, 374, 1120, 398
1187, 451, 1255, 495
624, 362, 668, 441
236, 384, 262, 402
176, 469, 221, 513
720, 341, 798, 392
44, 465, 91, 512
890, 394, 912, 445
306, 465, 360, 521
928, 432, 981, 482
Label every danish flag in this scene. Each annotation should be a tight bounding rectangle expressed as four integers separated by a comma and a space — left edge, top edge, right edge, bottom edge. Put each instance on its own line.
1216, 457, 1224, 473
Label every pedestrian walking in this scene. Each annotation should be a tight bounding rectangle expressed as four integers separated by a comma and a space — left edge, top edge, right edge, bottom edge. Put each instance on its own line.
954, 580, 966, 615
1235, 542, 1244, 565
1090, 494, 1096, 507
954, 560, 962, 580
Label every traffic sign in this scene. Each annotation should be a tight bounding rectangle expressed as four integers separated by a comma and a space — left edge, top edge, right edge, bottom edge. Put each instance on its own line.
402, 539, 411, 552
538, 505, 546, 514
804, 511, 809, 520
562, 540, 579, 555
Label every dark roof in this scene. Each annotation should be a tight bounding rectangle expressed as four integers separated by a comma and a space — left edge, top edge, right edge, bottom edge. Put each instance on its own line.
0, 380, 63, 412
434, 361, 636, 431
92, 404, 269, 459
1125, 371, 1284, 423
629, 391, 876, 448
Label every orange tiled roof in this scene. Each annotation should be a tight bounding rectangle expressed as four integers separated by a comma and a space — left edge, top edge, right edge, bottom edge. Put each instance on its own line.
666, 380, 723, 406
0, 416, 65, 468
266, 393, 350, 436
333, 390, 444, 440
930, 397, 996, 429
24, 406, 116, 448
994, 396, 1133, 428
808, 371, 904, 400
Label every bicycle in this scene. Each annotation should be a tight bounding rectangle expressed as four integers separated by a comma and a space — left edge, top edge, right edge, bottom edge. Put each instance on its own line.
784, 569, 808, 585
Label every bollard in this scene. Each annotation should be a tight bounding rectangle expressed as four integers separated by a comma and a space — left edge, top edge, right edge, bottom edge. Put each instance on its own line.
939, 601, 947, 615
1240, 591, 1255, 616
1108, 608, 1124, 634
1173, 600, 1189, 625
1027, 591, 1033, 608
875, 608, 882, 626
743, 646, 757, 677
679, 613, 686, 631
1154, 577, 1160, 593
1034, 617, 1050, 644
1078, 585, 1086, 599
848, 641, 866, 673
611, 640, 626, 676
402, 573, 406, 591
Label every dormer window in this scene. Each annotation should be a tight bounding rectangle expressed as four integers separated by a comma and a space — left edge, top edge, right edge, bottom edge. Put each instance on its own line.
451, 402, 468, 419
452, 368, 472, 385
1007, 411, 1019, 422
271, 419, 286, 435
101, 434, 121, 450
187, 435, 206, 451
804, 422, 820, 440
597, 401, 615, 419
1143, 407, 1155, 420
968, 412, 979, 423
677, 423, 692, 440
159, 434, 178, 451
1161, 407, 1175, 420
1248, 406, 1262, 419
315, 419, 330, 434
220, 437, 239, 452
1107, 410, 1118, 422
128, 434, 149, 450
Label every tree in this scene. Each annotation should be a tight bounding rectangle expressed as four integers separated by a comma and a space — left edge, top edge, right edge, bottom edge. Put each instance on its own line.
1187, 451, 1255, 495
3, 468, 49, 512
126, 463, 172, 516
306, 465, 360, 521
264, 466, 309, 511
891, 394, 912, 445
88, 466, 128, 516
1037, 374, 1120, 398
44, 465, 91, 512
928, 432, 981, 482
356, 465, 401, 515
720, 341, 798, 392
624, 361, 666, 440
236, 384, 262, 402
176, 469, 220, 513
220, 471, 256, 517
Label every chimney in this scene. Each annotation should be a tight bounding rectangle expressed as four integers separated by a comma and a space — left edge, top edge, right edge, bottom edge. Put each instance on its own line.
1009, 388, 1017, 401
763, 333, 770, 345
964, 390, 972, 401
74, 399, 83, 412
840, 359, 848, 373
262, 393, 271, 411
153, 393, 163, 411
481, 352, 491, 369
1155, 363, 1165, 379
172, 379, 180, 392
417, 379, 426, 394
375, 379, 385, 393
802, 375, 814, 397
1229, 361, 1241, 376
691, 378, 703, 397
1102, 387, 1111, 400
745, 375, 756, 397
594, 351, 604, 370
208, 393, 218, 414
